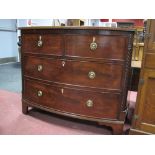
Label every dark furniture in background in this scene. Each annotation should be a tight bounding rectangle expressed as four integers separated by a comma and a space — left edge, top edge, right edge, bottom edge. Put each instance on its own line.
130, 26, 145, 91
117, 22, 134, 28
20, 26, 134, 134
130, 19, 155, 134
130, 68, 141, 91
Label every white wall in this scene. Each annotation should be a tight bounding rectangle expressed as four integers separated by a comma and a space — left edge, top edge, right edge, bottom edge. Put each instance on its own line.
30, 19, 54, 26
17, 19, 92, 28
17, 19, 86, 27
0, 19, 18, 59
17, 19, 27, 27
17, 19, 55, 37
0, 19, 16, 30
17, 19, 58, 27
30, 19, 68, 26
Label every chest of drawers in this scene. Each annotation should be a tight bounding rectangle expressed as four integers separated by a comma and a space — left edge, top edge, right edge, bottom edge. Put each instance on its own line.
20, 26, 134, 134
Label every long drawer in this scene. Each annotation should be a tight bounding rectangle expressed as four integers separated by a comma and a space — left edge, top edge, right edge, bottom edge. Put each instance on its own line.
65, 35, 128, 60
24, 56, 124, 90
22, 34, 63, 56
24, 78, 121, 119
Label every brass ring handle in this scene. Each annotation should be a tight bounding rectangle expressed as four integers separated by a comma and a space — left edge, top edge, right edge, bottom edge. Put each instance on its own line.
37, 65, 43, 72
37, 35, 43, 47
88, 71, 96, 79
90, 37, 97, 51
37, 90, 43, 97
86, 100, 93, 107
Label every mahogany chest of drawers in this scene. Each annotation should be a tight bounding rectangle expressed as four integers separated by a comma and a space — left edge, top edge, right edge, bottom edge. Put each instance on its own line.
20, 26, 134, 134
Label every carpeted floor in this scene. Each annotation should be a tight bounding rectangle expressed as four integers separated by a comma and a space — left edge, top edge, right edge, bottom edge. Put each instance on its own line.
0, 89, 137, 135
0, 89, 113, 134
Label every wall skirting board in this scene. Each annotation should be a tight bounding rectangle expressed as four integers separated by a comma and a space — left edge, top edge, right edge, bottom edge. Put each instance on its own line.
0, 57, 17, 64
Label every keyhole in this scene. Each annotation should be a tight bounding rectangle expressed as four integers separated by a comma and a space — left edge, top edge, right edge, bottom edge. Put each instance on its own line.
61, 88, 64, 94
62, 61, 65, 67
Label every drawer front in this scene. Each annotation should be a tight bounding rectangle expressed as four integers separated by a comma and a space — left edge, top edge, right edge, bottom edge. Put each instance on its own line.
24, 79, 120, 119
22, 34, 63, 56
65, 35, 128, 60
24, 57, 124, 90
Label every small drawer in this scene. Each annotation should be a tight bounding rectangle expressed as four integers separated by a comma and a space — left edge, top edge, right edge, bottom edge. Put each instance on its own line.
24, 79, 121, 119
22, 34, 63, 56
24, 56, 124, 90
65, 35, 128, 60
